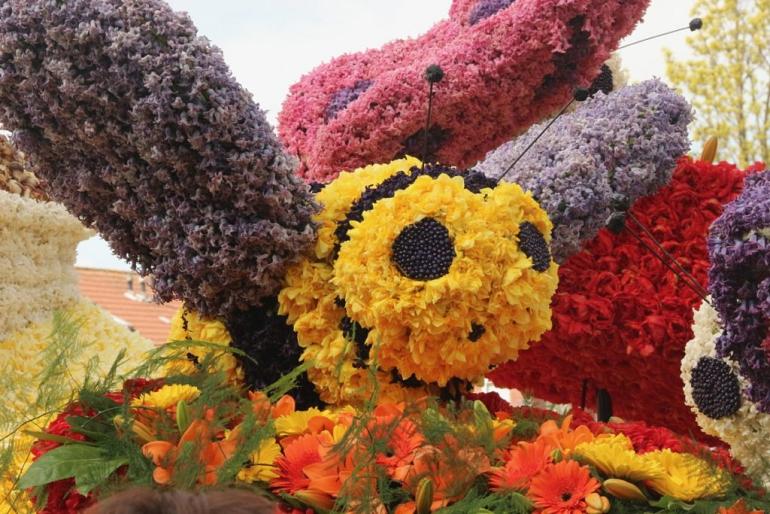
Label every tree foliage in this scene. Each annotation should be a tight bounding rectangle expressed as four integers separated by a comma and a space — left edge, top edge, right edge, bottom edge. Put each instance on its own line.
665, 0, 770, 165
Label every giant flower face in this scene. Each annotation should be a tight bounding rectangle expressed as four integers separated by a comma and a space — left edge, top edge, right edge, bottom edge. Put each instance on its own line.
279, 159, 558, 403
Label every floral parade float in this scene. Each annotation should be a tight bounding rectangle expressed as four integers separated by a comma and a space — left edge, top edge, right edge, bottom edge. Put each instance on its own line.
0, 0, 768, 513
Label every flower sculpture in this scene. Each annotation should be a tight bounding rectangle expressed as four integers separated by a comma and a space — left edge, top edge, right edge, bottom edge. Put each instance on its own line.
278, 0, 651, 182
476, 79, 692, 262
681, 169, 770, 487
489, 158, 748, 437
279, 158, 558, 404
0, 0, 318, 318
0, 168, 152, 513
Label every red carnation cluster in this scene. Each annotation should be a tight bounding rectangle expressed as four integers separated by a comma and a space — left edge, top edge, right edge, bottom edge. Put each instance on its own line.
489, 158, 746, 438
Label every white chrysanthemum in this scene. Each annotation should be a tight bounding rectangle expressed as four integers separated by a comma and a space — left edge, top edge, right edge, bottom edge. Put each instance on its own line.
0, 190, 92, 339
681, 300, 770, 488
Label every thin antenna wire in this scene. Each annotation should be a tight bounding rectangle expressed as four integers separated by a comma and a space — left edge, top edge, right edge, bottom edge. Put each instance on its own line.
422, 81, 436, 171
496, 98, 575, 183
618, 18, 703, 50
422, 65, 445, 170
624, 223, 711, 305
627, 211, 710, 299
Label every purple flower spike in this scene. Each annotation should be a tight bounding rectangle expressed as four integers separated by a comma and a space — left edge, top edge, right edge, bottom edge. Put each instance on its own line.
0, 0, 318, 317
708, 170, 770, 411
476, 79, 691, 262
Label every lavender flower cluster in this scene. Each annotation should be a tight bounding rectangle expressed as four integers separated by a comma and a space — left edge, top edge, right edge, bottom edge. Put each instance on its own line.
476, 79, 691, 262
0, 0, 317, 317
708, 170, 770, 412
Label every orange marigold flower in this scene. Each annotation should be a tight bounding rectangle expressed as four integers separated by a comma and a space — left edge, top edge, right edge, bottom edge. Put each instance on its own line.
489, 439, 552, 492
528, 460, 600, 514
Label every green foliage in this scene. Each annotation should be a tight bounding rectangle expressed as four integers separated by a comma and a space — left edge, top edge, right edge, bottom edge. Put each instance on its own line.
665, 0, 770, 165
18, 444, 127, 494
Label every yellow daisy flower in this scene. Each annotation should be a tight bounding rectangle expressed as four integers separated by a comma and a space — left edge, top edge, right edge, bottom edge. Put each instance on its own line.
645, 449, 731, 501
132, 384, 200, 410
274, 407, 325, 436
575, 434, 664, 482
237, 438, 282, 483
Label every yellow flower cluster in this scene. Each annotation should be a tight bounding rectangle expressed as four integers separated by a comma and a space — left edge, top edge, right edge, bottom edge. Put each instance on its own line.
334, 174, 558, 385
576, 434, 730, 502
280, 156, 558, 400
279, 158, 428, 405
0, 190, 92, 340
0, 299, 153, 513
165, 306, 243, 382
132, 384, 201, 410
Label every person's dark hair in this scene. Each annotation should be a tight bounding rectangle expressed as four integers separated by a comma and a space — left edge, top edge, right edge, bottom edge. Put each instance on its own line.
85, 488, 276, 514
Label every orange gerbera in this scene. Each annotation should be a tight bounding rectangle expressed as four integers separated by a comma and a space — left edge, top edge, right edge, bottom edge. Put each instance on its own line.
489, 438, 552, 492
142, 419, 239, 486
271, 432, 335, 510
538, 415, 594, 456
717, 499, 764, 514
528, 460, 600, 514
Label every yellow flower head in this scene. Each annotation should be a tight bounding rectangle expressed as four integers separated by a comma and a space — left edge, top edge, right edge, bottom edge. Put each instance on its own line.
165, 306, 242, 381
280, 159, 558, 399
275, 407, 325, 436
333, 173, 558, 385
278, 158, 428, 405
132, 384, 201, 410
575, 434, 664, 482
237, 438, 282, 483
645, 449, 731, 501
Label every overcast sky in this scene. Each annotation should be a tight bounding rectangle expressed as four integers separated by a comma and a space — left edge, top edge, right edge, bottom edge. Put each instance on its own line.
76, 0, 699, 270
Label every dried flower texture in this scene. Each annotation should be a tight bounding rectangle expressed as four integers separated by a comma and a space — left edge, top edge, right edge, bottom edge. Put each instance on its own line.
0, 134, 47, 201
489, 159, 746, 437
476, 80, 692, 263
0, 191, 91, 340
0, 0, 318, 317
279, 0, 651, 182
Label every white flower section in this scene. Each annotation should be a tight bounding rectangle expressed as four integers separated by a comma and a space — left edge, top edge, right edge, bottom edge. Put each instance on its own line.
682, 300, 770, 488
0, 191, 92, 339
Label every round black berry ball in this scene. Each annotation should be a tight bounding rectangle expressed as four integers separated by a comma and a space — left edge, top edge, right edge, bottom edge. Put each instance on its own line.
424, 64, 445, 83
691, 356, 741, 419
518, 222, 551, 272
573, 88, 590, 102
689, 17, 703, 31
392, 217, 456, 280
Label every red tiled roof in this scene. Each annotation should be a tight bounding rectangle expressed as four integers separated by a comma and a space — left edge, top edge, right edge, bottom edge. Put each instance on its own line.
76, 267, 181, 344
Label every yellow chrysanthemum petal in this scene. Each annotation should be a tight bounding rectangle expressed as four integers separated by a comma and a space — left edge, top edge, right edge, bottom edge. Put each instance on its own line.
132, 384, 200, 410
645, 449, 731, 501
165, 306, 242, 382
575, 434, 665, 482
333, 174, 558, 384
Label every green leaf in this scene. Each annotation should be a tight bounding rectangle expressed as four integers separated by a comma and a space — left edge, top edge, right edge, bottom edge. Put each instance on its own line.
18, 444, 127, 494
22, 430, 95, 447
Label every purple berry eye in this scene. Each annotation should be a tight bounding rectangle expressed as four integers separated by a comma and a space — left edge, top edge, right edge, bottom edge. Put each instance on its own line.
690, 356, 741, 419
518, 222, 551, 272
391, 217, 455, 281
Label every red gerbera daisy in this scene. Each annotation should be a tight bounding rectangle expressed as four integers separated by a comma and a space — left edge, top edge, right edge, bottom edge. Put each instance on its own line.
528, 460, 599, 514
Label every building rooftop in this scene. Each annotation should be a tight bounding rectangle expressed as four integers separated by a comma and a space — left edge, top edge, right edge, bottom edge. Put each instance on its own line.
75, 267, 181, 345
